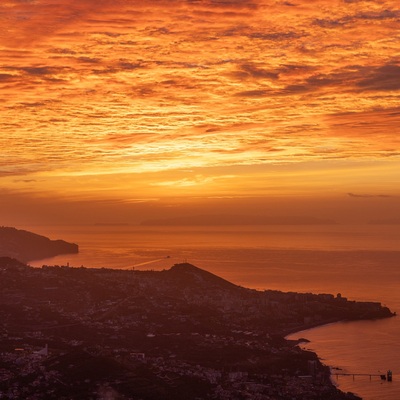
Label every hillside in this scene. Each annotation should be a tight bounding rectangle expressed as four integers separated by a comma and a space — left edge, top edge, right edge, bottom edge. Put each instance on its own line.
0, 226, 78, 262
0, 260, 394, 399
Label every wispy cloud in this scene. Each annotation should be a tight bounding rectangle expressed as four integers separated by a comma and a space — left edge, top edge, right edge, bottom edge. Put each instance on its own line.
150, 174, 236, 188
347, 193, 393, 198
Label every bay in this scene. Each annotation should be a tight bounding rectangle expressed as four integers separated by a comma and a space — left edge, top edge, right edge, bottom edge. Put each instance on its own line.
20, 223, 400, 400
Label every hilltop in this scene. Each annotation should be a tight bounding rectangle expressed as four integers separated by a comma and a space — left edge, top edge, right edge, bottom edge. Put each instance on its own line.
0, 260, 393, 399
0, 226, 78, 262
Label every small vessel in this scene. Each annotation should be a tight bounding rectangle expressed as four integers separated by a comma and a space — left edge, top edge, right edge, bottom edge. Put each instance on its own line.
387, 370, 393, 382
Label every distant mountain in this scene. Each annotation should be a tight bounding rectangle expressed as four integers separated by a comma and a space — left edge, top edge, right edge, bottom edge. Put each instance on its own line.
368, 218, 400, 224
0, 226, 78, 262
140, 214, 337, 226
94, 222, 131, 226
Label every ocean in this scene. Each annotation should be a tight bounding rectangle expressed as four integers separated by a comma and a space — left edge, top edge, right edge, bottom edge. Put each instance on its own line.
21, 223, 400, 400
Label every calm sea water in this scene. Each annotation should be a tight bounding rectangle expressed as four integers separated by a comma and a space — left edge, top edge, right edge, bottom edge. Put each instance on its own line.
21, 224, 400, 400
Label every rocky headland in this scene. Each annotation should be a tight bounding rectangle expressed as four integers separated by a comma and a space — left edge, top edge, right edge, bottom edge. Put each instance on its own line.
0, 258, 394, 399
0, 226, 78, 262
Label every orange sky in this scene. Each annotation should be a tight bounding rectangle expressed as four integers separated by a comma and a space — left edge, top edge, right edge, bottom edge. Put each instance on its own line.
1, 0, 399, 225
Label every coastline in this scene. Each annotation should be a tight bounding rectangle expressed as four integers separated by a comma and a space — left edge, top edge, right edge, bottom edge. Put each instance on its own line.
283, 317, 346, 338
7, 225, 400, 399
285, 312, 397, 400
285, 321, 361, 400
1, 255, 395, 399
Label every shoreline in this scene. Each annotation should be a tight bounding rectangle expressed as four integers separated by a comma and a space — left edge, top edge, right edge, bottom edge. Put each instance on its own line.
284, 313, 397, 400
285, 320, 360, 399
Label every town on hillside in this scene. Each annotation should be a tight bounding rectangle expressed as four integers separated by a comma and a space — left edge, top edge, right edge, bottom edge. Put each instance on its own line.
0, 258, 393, 399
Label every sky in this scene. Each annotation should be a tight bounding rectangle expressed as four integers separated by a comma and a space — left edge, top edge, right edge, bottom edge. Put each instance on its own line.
1, 0, 400, 225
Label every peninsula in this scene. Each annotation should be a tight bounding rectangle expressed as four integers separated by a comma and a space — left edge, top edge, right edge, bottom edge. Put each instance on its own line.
0, 258, 394, 399
0, 226, 78, 262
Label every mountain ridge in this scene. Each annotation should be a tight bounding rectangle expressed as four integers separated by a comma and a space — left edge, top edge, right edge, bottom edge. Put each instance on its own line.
140, 214, 337, 226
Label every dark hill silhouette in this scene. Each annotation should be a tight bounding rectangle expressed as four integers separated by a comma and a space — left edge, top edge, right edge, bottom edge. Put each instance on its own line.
133, 263, 394, 331
0, 226, 78, 262
166, 262, 238, 291
0, 256, 29, 270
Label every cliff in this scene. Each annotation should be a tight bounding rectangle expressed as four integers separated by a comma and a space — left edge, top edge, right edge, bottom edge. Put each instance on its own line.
0, 226, 78, 262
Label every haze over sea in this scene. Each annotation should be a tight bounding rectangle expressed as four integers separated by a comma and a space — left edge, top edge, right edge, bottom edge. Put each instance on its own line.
23, 223, 400, 400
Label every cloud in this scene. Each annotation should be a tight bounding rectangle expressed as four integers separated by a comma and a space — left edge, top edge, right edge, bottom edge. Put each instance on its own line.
22, 67, 54, 75
78, 57, 102, 64
357, 64, 400, 91
13, 179, 37, 183
150, 174, 235, 188
313, 18, 347, 29
235, 89, 269, 97
236, 63, 279, 80
278, 62, 400, 95
281, 65, 367, 94
347, 192, 393, 198
2, 0, 400, 206
0, 74, 16, 81
356, 9, 400, 21
313, 9, 400, 29
248, 31, 304, 41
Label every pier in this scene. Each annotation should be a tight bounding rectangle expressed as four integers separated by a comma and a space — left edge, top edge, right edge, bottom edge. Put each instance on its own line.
334, 370, 393, 382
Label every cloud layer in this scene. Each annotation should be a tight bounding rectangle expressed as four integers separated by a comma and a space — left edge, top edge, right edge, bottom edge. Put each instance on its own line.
1, 0, 400, 203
